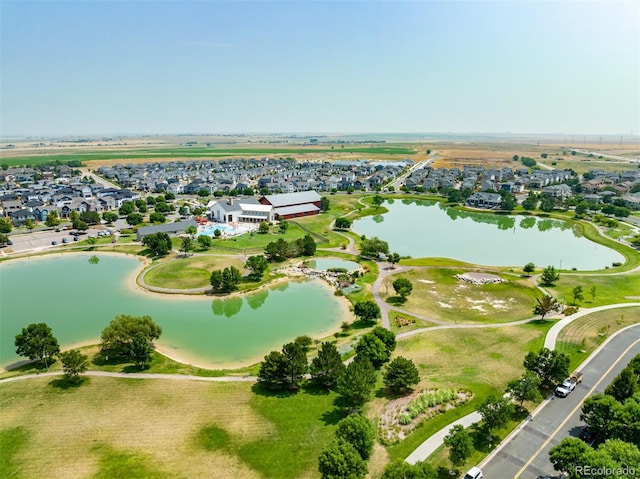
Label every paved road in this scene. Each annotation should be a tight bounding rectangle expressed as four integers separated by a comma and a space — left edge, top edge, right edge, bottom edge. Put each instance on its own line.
480, 324, 640, 479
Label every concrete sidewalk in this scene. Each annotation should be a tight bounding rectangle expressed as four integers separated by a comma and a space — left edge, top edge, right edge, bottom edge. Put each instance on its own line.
405, 412, 481, 464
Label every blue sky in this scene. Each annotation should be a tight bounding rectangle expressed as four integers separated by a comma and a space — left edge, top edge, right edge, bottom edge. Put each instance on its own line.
1, 1, 638, 136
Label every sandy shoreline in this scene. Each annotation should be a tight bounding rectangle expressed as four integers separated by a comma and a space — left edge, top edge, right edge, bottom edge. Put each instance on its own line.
2, 251, 355, 372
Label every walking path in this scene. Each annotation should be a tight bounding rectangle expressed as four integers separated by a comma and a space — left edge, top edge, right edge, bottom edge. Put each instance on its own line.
0, 370, 257, 385
402, 301, 640, 464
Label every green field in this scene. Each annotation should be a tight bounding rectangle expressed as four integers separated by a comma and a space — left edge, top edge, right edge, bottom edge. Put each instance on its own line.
545, 272, 640, 307
0, 377, 341, 479
382, 320, 552, 461
387, 268, 541, 323
555, 306, 640, 368
142, 255, 245, 289
1, 146, 416, 167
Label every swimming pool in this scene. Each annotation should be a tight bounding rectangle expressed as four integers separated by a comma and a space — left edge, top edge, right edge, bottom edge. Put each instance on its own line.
200, 222, 253, 237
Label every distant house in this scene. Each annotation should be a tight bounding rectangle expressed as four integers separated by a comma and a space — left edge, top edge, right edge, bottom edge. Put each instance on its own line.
542, 184, 572, 200
465, 192, 502, 209
259, 191, 322, 220
136, 219, 198, 241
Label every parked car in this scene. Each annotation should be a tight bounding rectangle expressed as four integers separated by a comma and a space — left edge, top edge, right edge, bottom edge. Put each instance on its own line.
555, 378, 577, 397
571, 372, 584, 384
579, 427, 594, 442
51, 240, 58, 245
73, 236, 79, 241
463, 467, 483, 479
62, 238, 68, 244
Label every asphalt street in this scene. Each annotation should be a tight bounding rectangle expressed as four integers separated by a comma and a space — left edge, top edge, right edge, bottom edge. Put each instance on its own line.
481, 324, 640, 479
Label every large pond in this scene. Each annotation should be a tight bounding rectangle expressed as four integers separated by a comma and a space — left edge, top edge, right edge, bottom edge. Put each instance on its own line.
353, 200, 624, 270
0, 254, 348, 369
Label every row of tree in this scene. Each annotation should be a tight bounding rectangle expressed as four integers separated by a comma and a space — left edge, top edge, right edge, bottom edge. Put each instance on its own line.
264, 235, 316, 261
13, 315, 162, 383
549, 354, 640, 478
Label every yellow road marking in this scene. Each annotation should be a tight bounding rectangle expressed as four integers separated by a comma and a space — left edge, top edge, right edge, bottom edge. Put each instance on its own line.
514, 338, 640, 479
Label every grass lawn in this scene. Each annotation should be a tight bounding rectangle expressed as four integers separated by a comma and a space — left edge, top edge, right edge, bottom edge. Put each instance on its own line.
381, 321, 553, 462
388, 268, 541, 323
555, 306, 640, 369
545, 273, 640, 307
143, 254, 245, 289
0, 377, 341, 479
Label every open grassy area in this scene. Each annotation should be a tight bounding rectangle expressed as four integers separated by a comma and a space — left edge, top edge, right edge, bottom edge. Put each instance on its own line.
381, 321, 552, 461
387, 268, 540, 324
143, 254, 245, 289
0, 377, 342, 479
545, 272, 640, 307
555, 306, 640, 369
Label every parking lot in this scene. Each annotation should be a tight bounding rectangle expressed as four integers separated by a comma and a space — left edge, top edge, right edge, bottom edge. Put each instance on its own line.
1, 227, 109, 254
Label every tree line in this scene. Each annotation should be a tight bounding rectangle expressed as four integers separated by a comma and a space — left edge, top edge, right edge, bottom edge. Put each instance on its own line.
14, 315, 163, 384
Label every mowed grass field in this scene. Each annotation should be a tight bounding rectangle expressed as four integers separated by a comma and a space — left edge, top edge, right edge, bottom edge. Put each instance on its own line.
387, 268, 541, 323
0, 378, 342, 479
555, 306, 640, 369
143, 255, 245, 289
545, 272, 640, 307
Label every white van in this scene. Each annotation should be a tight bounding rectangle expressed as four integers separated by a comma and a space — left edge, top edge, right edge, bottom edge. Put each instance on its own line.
463, 466, 483, 479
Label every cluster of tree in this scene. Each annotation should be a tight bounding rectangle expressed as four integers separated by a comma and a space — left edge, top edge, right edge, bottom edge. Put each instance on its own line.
14, 322, 89, 383
45, 210, 61, 228
353, 300, 381, 323
443, 187, 473, 204
359, 236, 389, 258
334, 217, 352, 230
258, 341, 309, 390
533, 295, 560, 321
210, 266, 242, 293
549, 355, 640, 478
245, 255, 268, 281
380, 460, 438, 479
318, 414, 375, 479
142, 232, 173, 256
392, 278, 413, 301
523, 347, 570, 389
320, 196, 331, 212
540, 265, 560, 286
100, 314, 163, 368
0, 217, 12, 234
520, 156, 537, 168
264, 235, 316, 261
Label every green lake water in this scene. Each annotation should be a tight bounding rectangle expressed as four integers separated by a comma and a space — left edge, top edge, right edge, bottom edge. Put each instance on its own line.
0, 254, 346, 368
353, 200, 624, 270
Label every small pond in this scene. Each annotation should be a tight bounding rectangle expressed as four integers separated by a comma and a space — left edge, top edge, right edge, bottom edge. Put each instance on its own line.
353, 199, 624, 270
0, 254, 348, 368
